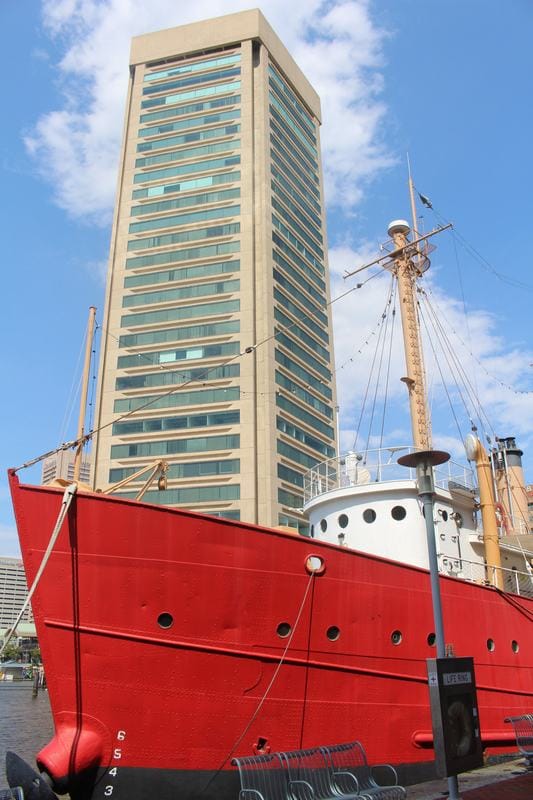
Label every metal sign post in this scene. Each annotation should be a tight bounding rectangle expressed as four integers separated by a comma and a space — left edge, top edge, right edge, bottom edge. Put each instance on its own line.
398, 449, 463, 800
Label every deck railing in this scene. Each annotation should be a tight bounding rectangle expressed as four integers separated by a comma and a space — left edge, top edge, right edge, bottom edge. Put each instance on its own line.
304, 446, 475, 504
439, 555, 533, 599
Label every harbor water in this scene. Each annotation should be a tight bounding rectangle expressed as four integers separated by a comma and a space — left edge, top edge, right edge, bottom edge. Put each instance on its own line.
0, 682, 54, 788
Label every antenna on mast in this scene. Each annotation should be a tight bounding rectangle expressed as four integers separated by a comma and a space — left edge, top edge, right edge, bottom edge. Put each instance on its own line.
407, 154, 430, 274
407, 153, 419, 241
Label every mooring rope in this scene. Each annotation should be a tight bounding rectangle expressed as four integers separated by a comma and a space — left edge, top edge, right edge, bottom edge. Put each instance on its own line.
0, 483, 77, 657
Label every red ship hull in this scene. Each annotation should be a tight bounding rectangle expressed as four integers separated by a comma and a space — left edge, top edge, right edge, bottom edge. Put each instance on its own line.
8, 472, 533, 799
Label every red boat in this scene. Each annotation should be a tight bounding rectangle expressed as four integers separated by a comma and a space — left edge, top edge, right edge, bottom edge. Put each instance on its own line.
5, 219, 533, 799
7, 459, 533, 799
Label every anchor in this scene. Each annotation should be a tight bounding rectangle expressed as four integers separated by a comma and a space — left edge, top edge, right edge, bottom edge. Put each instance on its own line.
5, 753, 57, 800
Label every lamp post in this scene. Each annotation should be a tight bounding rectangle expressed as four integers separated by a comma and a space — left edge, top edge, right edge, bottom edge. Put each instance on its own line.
398, 449, 461, 800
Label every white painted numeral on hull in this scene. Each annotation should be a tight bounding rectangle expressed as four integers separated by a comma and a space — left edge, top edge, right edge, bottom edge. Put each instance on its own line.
103, 730, 127, 796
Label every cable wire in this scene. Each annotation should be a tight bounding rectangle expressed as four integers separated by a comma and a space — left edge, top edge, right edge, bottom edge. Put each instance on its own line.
200, 571, 315, 793
378, 285, 397, 451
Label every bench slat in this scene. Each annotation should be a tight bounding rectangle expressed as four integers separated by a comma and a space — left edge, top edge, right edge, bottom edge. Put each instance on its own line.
282, 746, 358, 800
232, 753, 289, 800
323, 742, 406, 800
504, 714, 533, 766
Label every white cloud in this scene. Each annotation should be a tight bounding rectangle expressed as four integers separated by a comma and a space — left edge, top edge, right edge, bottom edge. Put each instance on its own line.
27, 0, 391, 222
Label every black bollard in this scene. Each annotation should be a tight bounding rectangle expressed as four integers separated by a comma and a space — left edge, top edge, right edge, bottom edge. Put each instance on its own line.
0, 789, 24, 800
5, 753, 58, 800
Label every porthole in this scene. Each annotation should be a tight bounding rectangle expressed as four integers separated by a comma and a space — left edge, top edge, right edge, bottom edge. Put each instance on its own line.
363, 508, 376, 524
310, 525, 315, 538
487, 638, 495, 652
427, 633, 436, 647
306, 555, 325, 574
327, 626, 340, 641
320, 518, 328, 532
441, 510, 449, 522
157, 612, 174, 629
391, 506, 406, 521
338, 513, 349, 529
277, 622, 291, 638
512, 640, 519, 653
391, 630, 402, 645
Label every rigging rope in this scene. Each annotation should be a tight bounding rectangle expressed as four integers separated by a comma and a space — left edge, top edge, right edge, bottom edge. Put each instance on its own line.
57, 337, 85, 446
351, 280, 395, 451
86, 323, 99, 437
422, 284, 532, 397
418, 287, 496, 439
378, 288, 397, 452
363, 277, 395, 458
417, 300, 467, 446
0, 483, 77, 657
450, 229, 483, 416
415, 186, 533, 293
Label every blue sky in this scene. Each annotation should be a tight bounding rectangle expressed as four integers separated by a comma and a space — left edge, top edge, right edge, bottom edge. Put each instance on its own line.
1, 0, 532, 556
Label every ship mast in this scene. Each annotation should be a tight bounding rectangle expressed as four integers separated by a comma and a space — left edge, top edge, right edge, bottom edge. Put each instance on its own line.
387, 219, 431, 450
73, 306, 97, 483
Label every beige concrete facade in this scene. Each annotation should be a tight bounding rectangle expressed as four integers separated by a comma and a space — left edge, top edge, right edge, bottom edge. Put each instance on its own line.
93, 10, 336, 531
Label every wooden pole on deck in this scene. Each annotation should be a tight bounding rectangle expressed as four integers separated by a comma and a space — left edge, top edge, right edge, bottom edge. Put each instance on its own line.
73, 306, 96, 483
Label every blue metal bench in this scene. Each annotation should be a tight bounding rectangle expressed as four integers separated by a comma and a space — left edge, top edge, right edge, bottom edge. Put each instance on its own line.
505, 715, 533, 768
322, 742, 406, 800
232, 753, 289, 800
281, 746, 359, 800
232, 743, 405, 800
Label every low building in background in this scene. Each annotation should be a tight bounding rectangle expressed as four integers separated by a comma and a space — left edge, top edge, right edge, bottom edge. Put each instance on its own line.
41, 449, 91, 484
0, 556, 33, 629
0, 557, 38, 660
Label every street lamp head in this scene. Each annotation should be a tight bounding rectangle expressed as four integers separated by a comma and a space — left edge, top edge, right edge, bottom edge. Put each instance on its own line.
397, 449, 450, 468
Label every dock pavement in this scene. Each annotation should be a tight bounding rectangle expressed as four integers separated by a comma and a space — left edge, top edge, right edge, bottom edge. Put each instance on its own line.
406, 759, 532, 799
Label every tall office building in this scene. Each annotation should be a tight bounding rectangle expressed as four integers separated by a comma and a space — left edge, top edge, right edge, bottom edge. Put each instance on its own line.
93, 10, 337, 532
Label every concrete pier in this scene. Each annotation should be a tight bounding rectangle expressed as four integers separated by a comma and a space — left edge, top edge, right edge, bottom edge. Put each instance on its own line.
407, 759, 532, 799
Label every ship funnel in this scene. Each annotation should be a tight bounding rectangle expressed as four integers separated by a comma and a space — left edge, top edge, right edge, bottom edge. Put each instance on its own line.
387, 219, 411, 237
492, 436, 528, 535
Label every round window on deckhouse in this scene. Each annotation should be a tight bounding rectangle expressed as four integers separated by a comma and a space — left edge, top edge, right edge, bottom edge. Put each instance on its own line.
391, 506, 406, 521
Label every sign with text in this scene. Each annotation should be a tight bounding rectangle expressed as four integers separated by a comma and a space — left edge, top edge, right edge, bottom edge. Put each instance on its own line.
426, 656, 483, 777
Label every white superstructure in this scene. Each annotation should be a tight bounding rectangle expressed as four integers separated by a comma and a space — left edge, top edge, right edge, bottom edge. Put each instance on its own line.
304, 446, 533, 597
